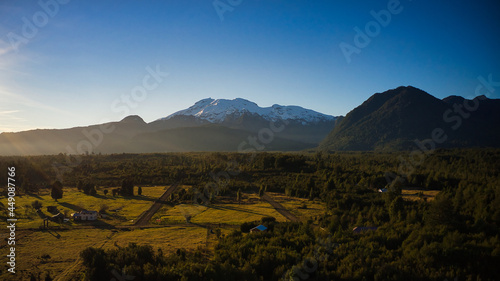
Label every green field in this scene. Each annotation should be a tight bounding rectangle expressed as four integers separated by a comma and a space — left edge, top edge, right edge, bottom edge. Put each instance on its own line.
268, 192, 326, 220
0, 186, 310, 280
1, 225, 217, 281
2, 186, 167, 228
154, 193, 292, 225
401, 188, 440, 201
1, 228, 112, 280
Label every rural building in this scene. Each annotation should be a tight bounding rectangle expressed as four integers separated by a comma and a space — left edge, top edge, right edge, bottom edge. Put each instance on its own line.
250, 225, 268, 233
352, 226, 378, 234
378, 188, 388, 193
72, 210, 98, 221
51, 213, 65, 222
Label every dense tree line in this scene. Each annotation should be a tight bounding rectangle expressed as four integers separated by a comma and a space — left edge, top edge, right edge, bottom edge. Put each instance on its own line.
1, 149, 499, 280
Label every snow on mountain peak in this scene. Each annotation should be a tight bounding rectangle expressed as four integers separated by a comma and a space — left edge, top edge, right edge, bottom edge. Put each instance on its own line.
160, 98, 336, 124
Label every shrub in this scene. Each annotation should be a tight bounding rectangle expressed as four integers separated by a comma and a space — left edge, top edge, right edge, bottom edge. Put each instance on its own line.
32, 200, 43, 210
240, 221, 257, 233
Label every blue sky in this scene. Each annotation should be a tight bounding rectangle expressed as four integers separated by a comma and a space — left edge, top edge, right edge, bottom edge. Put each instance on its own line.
1, 0, 499, 132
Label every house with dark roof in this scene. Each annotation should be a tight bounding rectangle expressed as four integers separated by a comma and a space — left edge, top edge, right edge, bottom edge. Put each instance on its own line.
352, 226, 378, 234
72, 210, 98, 221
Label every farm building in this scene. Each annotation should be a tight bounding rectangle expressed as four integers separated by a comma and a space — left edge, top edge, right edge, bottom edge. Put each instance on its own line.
378, 188, 388, 193
250, 225, 268, 233
352, 226, 378, 234
72, 210, 98, 221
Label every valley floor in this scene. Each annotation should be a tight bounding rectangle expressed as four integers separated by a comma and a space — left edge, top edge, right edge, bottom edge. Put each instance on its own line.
0, 186, 324, 280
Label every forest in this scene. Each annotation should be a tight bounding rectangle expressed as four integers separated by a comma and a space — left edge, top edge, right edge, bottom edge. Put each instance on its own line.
0, 148, 499, 280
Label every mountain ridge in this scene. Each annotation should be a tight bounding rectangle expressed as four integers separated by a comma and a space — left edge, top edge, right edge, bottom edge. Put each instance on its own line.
159, 98, 337, 124
2, 89, 498, 156
319, 86, 500, 151
0, 97, 338, 155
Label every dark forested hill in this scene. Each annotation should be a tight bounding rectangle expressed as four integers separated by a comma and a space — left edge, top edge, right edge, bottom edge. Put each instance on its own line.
319, 86, 500, 151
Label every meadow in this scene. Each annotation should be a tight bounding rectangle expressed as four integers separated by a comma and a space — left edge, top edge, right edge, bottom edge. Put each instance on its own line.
5, 186, 167, 228
154, 193, 290, 225
0, 182, 321, 280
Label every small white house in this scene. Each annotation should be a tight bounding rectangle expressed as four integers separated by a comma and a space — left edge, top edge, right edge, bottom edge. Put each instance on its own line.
72, 210, 98, 221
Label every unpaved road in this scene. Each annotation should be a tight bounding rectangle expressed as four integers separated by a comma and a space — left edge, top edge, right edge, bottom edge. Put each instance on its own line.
261, 193, 299, 222
134, 183, 179, 226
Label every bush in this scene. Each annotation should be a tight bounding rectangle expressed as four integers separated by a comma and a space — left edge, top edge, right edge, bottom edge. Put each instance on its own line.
240, 221, 257, 233
261, 216, 276, 224
32, 200, 43, 210
99, 204, 109, 213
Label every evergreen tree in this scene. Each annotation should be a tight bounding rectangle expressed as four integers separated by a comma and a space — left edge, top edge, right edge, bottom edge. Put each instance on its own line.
121, 179, 134, 196
50, 181, 63, 201
389, 196, 404, 221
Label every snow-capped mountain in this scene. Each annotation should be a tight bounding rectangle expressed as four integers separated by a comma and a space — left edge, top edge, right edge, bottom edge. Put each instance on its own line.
159, 98, 337, 124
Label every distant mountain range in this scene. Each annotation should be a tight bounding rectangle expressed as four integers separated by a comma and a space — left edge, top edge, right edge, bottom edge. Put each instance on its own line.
319, 86, 500, 151
1, 88, 499, 156
160, 98, 336, 124
0, 98, 339, 155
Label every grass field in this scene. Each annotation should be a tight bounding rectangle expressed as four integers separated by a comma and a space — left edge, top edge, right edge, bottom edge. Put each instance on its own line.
0, 228, 113, 280
402, 188, 440, 201
0, 187, 308, 280
154, 192, 288, 225
0, 225, 218, 281
107, 226, 209, 252
1, 186, 167, 228
266, 192, 326, 220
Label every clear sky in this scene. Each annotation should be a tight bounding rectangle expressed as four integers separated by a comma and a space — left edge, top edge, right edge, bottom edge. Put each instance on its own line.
1, 0, 499, 132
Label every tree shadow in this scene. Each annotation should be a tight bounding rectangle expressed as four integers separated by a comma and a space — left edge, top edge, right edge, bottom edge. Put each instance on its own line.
36, 210, 47, 219
92, 193, 113, 200
46, 229, 61, 239
206, 204, 267, 217
27, 193, 43, 199
92, 219, 116, 229
71, 218, 116, 230
121, 195, 157, 202
59, 202, 83, 212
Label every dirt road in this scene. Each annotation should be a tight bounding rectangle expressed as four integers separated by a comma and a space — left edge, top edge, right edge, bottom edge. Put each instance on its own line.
134, 183, 179, 226
261, 193, 299, 222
